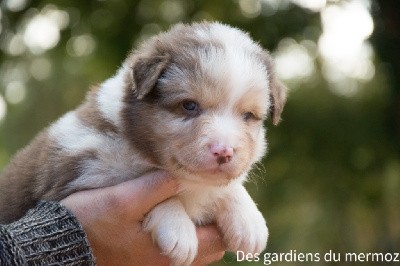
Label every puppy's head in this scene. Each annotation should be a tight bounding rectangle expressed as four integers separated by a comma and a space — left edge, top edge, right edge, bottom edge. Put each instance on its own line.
122, 22, 287, 185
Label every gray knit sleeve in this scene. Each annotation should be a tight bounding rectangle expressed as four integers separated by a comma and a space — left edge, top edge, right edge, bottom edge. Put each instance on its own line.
0, 201, 96, 265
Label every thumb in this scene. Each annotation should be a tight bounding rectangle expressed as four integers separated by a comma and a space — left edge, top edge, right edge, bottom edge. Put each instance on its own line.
113, 171, 178, 219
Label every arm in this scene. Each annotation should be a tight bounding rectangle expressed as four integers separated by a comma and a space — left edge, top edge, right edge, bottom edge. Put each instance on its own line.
0, 201, 94, 265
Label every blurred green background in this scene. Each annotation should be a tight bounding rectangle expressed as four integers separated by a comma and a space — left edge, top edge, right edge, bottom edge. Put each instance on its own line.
0, 0, 399, 265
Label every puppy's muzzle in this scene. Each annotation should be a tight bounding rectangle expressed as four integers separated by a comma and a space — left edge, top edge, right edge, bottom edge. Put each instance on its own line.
210, 143, 234, 165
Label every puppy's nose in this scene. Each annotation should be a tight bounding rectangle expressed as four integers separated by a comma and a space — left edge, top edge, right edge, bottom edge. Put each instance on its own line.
210, 143, 234, 165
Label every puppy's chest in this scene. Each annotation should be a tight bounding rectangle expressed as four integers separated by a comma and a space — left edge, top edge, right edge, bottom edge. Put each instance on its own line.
177, 184, 231, 225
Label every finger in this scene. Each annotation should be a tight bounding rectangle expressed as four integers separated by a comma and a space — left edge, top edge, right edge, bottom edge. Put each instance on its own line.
193, 251, 225, 266
194, 225, 226, 264
113, 171, 178, 216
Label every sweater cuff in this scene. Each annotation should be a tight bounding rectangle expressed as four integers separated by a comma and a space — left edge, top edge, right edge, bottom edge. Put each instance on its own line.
5, 201, 95, 265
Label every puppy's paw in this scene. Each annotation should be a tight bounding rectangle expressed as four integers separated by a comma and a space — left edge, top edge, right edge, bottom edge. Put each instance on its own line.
143, 201, 198, 266
156, 220, 198, 266
218, 208, 268, 254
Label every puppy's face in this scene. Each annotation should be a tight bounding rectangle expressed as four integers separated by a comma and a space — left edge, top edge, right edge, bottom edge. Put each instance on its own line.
123, 23, 286, 185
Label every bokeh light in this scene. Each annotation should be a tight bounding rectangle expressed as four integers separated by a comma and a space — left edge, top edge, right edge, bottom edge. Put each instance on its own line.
18, 5, 68, 54
274, 38, 316, 81
319, 0, 374, 96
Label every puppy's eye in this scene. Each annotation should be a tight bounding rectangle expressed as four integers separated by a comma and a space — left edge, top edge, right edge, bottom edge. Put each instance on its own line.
182, 101, 198, 111
181, 100, 200, 116
243, 112, 257, 122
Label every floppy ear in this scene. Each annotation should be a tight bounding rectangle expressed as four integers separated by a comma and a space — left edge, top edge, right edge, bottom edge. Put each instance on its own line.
130, 54, 170, 99
260, 51, 287, 125
269, 79, 287, 126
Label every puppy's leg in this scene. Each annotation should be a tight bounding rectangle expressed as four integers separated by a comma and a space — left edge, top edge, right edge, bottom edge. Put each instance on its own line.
216, 183, 268, 255
143, 198, 198, 266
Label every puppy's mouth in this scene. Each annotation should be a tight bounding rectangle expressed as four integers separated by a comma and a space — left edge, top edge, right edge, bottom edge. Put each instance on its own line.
171, 156, 240, 184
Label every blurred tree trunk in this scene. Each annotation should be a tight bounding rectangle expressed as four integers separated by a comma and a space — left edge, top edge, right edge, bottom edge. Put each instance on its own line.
371, 0, 400, 150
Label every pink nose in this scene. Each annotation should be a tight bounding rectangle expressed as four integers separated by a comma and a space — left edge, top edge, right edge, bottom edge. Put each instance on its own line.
210, 143, 234, 165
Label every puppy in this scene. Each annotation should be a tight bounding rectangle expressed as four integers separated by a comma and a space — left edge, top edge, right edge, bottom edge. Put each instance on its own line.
0, 22, 286, 265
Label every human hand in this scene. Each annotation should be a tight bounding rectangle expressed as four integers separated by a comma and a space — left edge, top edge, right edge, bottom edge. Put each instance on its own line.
61, 172, 225, 265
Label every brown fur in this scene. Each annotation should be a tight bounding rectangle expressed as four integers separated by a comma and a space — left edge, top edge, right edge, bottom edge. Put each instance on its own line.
260, 51, 287, 125
0, 130, 101, 223
76, 87, 119, 134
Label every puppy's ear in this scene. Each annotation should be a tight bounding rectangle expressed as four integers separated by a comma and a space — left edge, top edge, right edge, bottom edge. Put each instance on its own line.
269, 79, 287, 126
130, 54, 170, 99
260, 51, 287, 125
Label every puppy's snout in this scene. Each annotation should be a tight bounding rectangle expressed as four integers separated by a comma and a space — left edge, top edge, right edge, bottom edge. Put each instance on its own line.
210, 143, 234, 165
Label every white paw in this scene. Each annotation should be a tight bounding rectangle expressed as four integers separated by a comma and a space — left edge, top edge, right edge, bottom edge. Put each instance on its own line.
218, 209, 268, 254
143, 205, 198, 266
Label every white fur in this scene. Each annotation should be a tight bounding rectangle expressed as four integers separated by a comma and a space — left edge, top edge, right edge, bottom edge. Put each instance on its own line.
196, 32, 270, 113
49, 112, 104, 153
210, 23, 258, 54
96, 67, 126, 128
216, 182, 268, 253
224, 55, 269, 109
208, 113, 240, 147
49, 109, 154, 190
67, 137, 154, 189
255, 127, 267, 160
144, 198, 198, 266
144, 179, 268, 265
